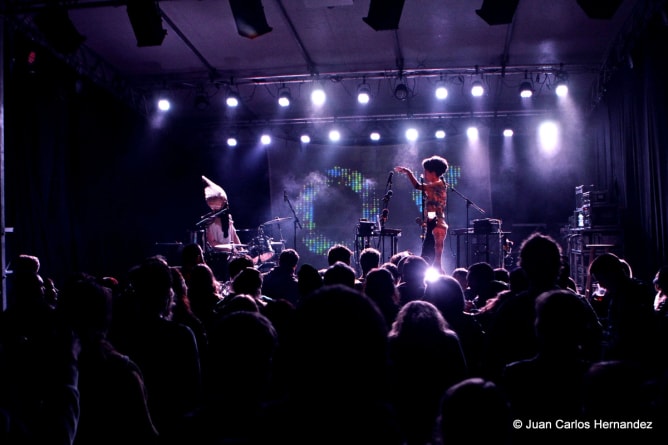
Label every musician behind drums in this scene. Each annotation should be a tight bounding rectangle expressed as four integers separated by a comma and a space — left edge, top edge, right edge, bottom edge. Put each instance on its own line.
201, 175, 242, 251
395, 155, 449, 274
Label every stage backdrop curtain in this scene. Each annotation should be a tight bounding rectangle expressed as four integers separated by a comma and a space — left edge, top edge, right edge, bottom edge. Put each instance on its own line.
589, 10, 668, 281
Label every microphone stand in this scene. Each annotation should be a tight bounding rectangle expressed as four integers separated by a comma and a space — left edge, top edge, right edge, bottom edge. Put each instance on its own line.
380, 176, 393, 232
284, 193, 302, 250
195, 205, 229, 228
447, 184, 485, 267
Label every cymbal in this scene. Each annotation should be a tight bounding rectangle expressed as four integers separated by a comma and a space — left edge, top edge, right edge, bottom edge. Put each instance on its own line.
213, 243, 248, 251
260, 216, 293, 226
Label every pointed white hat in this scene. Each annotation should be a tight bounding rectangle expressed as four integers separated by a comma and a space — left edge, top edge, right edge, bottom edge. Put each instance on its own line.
202, 175, 227, 201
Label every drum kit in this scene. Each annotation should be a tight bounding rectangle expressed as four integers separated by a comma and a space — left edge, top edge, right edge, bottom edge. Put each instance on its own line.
210, 216, 292, 269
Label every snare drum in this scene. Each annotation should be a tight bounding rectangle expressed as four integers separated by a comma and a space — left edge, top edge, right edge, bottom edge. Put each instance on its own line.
249, 236, 274, 263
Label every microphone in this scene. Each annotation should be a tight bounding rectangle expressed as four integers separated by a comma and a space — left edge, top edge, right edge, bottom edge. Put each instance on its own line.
284, 190, 288, 202
386, 171, 393, 187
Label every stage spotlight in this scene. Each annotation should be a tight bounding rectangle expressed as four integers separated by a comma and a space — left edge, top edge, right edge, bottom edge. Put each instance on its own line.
357, 84, 371, 104
363, 0, 406, 31
33, 7, 86, 54
227, 136, 238, 147
405, 128, 418, 142
555, 73, 569, 97
260, 134, 272, 145
394, 82, 409, 101
370, 131, 381, 141
278, 86, 291, 107
328, 129, 341, 142
519, 81, 534, 98
435, 129, 446, 139
229, 0, 273, 39
127, 0, 167, 47
311, 85, 326, 106
157, 98, 170, 112
300, 134, 311, 144
471, 80, 484, 97
476, 0, 519, 25
226, 91, 240, 108
434, 81, 448, 100
467, 126, 479, 140
503, 128, 514, 137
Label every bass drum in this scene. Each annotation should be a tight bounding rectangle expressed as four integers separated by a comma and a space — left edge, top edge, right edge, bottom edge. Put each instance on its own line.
249, 236, 274, 263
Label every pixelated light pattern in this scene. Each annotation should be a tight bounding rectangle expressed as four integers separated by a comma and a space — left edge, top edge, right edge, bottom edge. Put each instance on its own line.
297, 166, 375, 255
294, 164, 460, 256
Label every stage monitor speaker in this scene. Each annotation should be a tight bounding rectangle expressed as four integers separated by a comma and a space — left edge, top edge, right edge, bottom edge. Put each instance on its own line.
363, 0, 406, 31
457, 233, 504, 269
127, 0, 167, 47
229, 0, 273, 39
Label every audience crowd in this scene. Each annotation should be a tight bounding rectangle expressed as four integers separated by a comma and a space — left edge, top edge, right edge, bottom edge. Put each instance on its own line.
1, 233, 667, 444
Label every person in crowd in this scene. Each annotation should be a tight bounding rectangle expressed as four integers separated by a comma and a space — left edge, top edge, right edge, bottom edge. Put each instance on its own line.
381, 261, 402, 285
257, 284, 402, 445
186, 263, 223, 328
323, 261, 358, 289
56, 273, 159, 445
652, 265, 668, 315
357, 247, 381, 290
363, 267, 401, 329
169, 266, 208, 362
395, 156, 449, 273
466, 262, 500, 311
439, 377, 512, 445
296, 263, 323, 300
0, 255, 80, 445
423, 274, 487, 377
482, 233, 597, 382
388, 300, 468, 445
192, 310, 278, 445
318, 244, 355, 276
589, 253, 657, 364
396, 254, 429, 306
261, 248, 301, 305
451, 267, 469, 293
500, 289, 601, 423
110, 256, 202, 443
177, 242, 206, 288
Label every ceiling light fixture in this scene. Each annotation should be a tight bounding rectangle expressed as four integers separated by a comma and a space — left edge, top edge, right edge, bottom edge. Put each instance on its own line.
357, 83, 371, 104
278, 86, 291, 107
226, 91, 240, 108
394, 81, 409, 101
519, 80, 534, 98
470, 80, 484, 97
435, 80, 448, 100
311, 83, 326, 106
555, 72, 569, 97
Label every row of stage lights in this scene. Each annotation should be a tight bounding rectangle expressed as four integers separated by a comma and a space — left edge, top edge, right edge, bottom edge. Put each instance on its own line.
155, 73, 570, 112
220, 125, 522, 147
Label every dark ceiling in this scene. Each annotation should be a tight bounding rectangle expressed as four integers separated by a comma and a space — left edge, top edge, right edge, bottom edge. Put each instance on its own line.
3, 0, 652, 134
